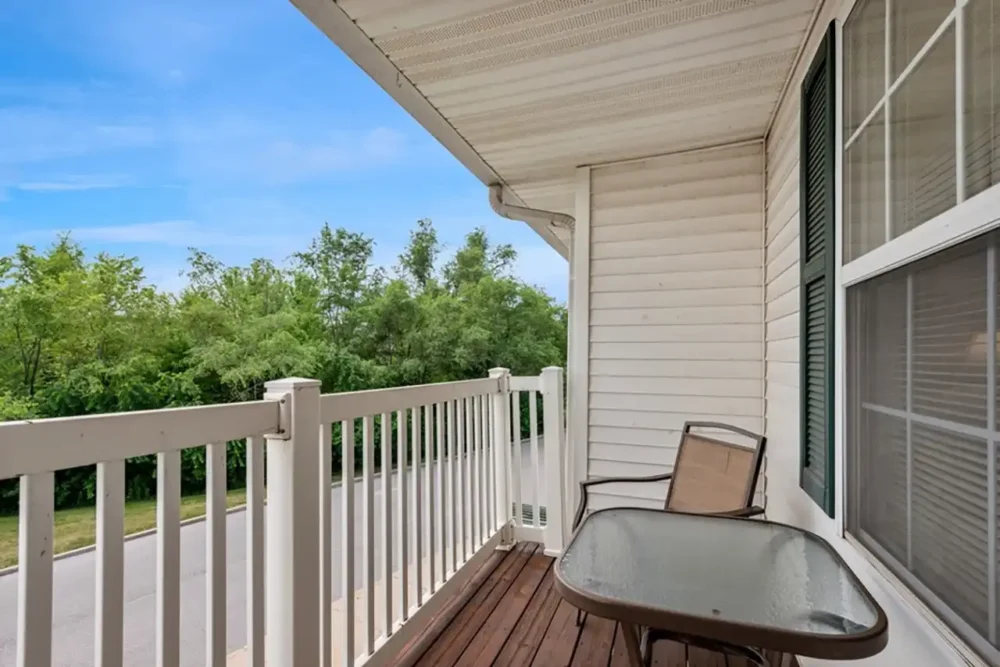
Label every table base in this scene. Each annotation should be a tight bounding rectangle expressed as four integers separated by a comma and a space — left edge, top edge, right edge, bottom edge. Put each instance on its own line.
619, 623, 768, 667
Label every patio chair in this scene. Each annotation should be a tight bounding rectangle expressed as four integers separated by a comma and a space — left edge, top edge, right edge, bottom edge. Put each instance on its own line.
571, 421, 767, 631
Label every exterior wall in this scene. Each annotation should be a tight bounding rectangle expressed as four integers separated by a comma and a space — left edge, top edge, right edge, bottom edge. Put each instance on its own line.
585, 142, 766, 511
762, 2, 982, 666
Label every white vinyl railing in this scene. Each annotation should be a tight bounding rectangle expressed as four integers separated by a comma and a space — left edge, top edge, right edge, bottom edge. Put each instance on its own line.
0, 367, 566, 667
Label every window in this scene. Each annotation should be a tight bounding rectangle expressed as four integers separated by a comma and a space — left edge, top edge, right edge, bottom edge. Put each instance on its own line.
844, 0, 1000, 661
844, 0, 1000, 263
847, 235, 999, 662
800, 24, 836, 516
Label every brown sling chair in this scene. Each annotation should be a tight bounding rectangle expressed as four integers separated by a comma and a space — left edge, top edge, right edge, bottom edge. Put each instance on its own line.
570, 421, 767, 642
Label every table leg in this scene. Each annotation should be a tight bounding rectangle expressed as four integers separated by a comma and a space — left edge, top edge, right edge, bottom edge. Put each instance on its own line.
620, 622, 645, 667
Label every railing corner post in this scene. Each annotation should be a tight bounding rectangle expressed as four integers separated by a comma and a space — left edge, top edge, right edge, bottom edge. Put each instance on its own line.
263, 377, 322, 667
541, 367, 566, 555
489, 368, 513, 544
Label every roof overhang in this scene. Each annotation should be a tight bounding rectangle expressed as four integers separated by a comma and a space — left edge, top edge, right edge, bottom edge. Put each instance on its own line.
293, 0, 824, 258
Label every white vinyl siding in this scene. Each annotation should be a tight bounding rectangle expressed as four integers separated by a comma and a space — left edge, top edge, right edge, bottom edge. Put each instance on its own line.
587, 143, 765, 511
765, 71, 804, 511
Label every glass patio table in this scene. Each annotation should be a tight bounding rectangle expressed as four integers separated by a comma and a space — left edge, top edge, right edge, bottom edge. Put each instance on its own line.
553, 508, 888, 667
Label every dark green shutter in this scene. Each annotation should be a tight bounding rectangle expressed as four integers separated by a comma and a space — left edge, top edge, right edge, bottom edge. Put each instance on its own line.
799, 23, 836, 517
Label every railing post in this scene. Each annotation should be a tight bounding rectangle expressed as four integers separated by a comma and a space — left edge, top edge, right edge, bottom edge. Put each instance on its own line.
263, 377, 321, 667
541, 367, 566, 556
489, 368, 512, 546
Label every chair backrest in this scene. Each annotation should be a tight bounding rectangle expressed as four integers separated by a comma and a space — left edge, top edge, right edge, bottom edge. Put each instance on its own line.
664, 422, 767, 514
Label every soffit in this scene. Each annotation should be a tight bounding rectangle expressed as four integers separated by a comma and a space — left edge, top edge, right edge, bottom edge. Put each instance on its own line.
322, 0, 820, 248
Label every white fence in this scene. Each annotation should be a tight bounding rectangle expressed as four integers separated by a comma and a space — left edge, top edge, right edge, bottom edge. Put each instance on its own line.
0, 367, 565, 667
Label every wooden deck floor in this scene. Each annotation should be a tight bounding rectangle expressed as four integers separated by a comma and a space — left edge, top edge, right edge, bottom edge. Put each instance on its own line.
396, 542, 799, 667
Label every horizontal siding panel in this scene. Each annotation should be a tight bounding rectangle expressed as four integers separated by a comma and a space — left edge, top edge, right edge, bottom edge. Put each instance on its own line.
590, 426, 683, 448
767, 338, 798, 363
591, 392, 762, 416
767, 262, 798, 301
590, 323, 760, 343
591, 249, 761, 276
590, 409, 762, 433
590, 341, 761, 361
592, 268, 761, 292
590, 359, 762, 380
590, 287, 761, 309
766, 201, 799, 258
590, 213, 761, 243
592, 150, 762, 194
766, 313, 799, 342
591, 230, 760, 260
592, 174, 761, 211
590, 442, 678, 465
766, 360, 799, 389
588, 459, 671, 479
590, 489, 666, 510
589, 375, 763, 398
590, 305, 761, 326
592, 193, 763, 227
766, 282, 799, 321
765, 235, 799, 283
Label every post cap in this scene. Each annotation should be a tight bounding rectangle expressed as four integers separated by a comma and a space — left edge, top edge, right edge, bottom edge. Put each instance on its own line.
264, 377, 322, 391
488, 367, 510, 377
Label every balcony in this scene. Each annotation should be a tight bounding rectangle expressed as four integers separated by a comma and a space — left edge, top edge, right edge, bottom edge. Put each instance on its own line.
0, 368, 568, 666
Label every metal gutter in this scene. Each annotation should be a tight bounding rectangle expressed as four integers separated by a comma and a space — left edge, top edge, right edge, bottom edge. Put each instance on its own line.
489, 184, 575, 231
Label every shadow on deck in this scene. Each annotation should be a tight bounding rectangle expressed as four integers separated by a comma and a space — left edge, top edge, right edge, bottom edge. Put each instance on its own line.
393, 542, 800, 667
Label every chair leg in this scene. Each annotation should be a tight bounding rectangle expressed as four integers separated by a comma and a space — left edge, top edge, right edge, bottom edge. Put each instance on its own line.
576, 609, 588, 627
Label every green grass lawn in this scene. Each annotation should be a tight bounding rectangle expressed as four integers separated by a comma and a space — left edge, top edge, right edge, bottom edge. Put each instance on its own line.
0, 488, 248, 569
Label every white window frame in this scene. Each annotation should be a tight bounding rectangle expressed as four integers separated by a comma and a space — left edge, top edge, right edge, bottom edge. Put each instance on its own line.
834, 0, 1000, 663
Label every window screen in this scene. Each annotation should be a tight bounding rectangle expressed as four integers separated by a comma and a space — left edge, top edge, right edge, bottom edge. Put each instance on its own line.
847, 233, 1000, 663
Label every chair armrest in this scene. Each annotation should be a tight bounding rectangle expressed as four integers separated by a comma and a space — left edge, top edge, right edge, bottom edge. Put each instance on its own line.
572, 473, 674, 531
702, 505, 765, 519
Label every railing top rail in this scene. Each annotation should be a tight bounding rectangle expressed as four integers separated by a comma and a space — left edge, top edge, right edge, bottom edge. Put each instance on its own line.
320, 377, 500, 424
510, 376, 542, 392
0, 400, 281, 480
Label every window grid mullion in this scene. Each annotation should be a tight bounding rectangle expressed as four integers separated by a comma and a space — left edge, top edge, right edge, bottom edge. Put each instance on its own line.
987, 243, 997, 645
906, 272, 913, 570
956, 0, 967, 203
884, 0, 893, 245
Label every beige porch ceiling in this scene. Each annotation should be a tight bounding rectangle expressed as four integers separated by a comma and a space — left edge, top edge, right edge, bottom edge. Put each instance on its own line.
295, 0, 822, 256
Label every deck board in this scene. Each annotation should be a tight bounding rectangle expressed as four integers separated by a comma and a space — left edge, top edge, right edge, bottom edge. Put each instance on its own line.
399, 543, 800, 667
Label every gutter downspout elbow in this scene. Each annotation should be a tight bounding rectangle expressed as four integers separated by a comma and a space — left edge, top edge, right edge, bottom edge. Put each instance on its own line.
489, 184, 574, 230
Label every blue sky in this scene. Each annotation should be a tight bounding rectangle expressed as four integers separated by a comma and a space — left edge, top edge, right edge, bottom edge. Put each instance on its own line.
0, 0, 567, 300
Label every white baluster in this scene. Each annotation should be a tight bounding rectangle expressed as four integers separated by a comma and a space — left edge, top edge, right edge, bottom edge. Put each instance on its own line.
424, 405, 435, 593
319, 425, 332, 667
156, 451, 180, 667
207, 442, 227, 667
381, 413, 393, 637
362, 415, 375, 656
247, 436, 265, 667
17, 473, 53, 667
95, 460, 124, 667
396, 410, 409, 622
341, 420, 355, 666
412, 406, 423, 607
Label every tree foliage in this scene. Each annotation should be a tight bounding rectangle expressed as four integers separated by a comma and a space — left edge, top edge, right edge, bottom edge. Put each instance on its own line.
0, 220, 566, 512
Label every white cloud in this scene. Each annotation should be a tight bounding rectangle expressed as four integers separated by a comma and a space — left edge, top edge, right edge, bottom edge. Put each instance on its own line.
170, 122, 410, 185
28, 220, 286, 248
0, 107, 157, 165
16, 174, 133, 192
